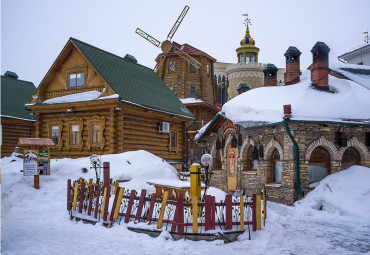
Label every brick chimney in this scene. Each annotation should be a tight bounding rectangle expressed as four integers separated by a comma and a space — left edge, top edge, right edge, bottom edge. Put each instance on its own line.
263, 64, 278, 86
284, 46, 301, 85
311, 42, 330, 91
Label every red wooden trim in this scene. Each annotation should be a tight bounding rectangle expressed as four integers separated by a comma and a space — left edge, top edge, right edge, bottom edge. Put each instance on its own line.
78, 179, 85, 213
103, 162, 110, 187
205, 195, 212, 231
252, 194, 257, 231
67, 179, 71, 211
211, 196, 216, 230
135, 190, 147, 221
94, 185, 101, 219
124, 190, 136, 223
87, 184, 94, 216
225, 194, 232, 230
171, 194, 184, 233
103, 186, 111, 221
109, 185, 121, 222
147, 193, 157, 224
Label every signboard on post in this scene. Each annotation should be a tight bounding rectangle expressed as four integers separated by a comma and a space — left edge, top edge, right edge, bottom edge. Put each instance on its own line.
24, 150, 38, 176
38, 150, 50, 175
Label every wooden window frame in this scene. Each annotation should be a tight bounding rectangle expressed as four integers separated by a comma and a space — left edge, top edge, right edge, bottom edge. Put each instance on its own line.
70, 125, 80, 146
270, 148, 281, 183
66, 66, 87, 90
169, 129, 178, 152
68, 73, 84, 88
48, 119, 63, 150
189, 62, 196, 73
169, 61, 175, 72
86, 116, 106, 150
206, 64, 210, 76
65, 118, 83, 151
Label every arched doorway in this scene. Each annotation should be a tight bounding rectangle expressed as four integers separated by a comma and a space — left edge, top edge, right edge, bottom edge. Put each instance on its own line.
268, 148, 282, 183
341, 147, 361, 170
308, 146, 330, 183
227, 143, 238, 191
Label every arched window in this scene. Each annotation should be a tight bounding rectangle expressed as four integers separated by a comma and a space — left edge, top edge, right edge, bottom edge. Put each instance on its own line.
214, 150, 222, 170
342, 147, 361, 170
268, 149, 282, 183
244, 145, 257, 171
308, 147, 330, 183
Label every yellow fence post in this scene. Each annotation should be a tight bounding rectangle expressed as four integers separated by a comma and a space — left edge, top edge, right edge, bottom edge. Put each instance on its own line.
240, 196, 244, 231
157, 191, 169, 229
256, 195, 261, 230
101, 187, 107, 219
113, 187, 125, 220
72, 181, 79, 211
190, 164, 201, 203
263, 187, 267, 221
192, 196, 198, 233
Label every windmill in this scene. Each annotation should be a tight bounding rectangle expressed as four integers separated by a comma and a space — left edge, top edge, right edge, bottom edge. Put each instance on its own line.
135, 5, 201, 73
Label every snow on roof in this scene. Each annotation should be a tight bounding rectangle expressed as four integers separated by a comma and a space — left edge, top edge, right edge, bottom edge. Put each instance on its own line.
43, 90, 102, 104
221, 70, 370, 125
330, 62, 370, 90
180, 98, 204, 104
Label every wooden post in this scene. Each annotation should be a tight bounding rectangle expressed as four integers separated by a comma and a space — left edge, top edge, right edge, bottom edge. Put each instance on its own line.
256, 195, 261, 230
113, 187, 125, 221
157, 191, 169, 229
94, 185, 101, 219
101, 187, 108, 220
252, 194, 257, 231
205, 195, 212, 231
147, 193, 157, 224
135, 190, 147, 221
34, 175, 40, 189
190, 164, 201, 202
109, 186, 122, 223
87, 184, 94, 216
240, 196, 245, 231
103, 162, 110, 187
225, 194, 232, 230
211, 196, 216, 230
124, 190, 136, 223
263, 187, 267, 221
72, 181, 78, 211
103, 186, 111, 222
171, 194, 184, 234
67, 179, 71, 211
78, 179, 85, 213
192, 196, 198, 233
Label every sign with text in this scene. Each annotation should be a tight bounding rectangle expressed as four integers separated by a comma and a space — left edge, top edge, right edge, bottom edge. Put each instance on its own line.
24, 150, 38, 176
37, 150, 50, 175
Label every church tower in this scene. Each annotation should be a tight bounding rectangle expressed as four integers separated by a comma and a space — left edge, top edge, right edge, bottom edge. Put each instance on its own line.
236, 19, 260, 64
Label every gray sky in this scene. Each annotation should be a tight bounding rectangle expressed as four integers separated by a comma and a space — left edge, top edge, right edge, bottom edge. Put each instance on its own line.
2, 0, 369, 86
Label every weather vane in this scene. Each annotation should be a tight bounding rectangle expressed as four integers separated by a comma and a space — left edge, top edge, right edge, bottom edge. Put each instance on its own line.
364, 30, 369, 44
242, 13, 252, 27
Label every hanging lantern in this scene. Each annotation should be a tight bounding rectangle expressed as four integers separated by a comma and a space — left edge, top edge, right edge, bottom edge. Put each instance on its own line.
216, 138, 221, 150
252, 146, 259, 160
231, 135, 237, 148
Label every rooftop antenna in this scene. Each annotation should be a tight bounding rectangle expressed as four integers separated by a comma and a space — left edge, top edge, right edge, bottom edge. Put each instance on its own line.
135, 5, 201, 73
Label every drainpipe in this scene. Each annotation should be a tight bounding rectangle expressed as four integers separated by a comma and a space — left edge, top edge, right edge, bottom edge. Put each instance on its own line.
186, 119, 197, 166
282, 118, 304, 198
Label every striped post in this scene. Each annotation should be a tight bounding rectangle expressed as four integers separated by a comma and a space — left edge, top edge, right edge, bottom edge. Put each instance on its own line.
157, 191, 169, 229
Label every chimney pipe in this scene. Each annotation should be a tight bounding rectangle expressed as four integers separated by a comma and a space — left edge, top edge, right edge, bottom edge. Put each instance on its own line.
284, 46, 301, 85
311, 42, 330, 91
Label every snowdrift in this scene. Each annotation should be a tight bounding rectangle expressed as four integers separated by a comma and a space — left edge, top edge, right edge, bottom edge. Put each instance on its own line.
294, 165, 370, 220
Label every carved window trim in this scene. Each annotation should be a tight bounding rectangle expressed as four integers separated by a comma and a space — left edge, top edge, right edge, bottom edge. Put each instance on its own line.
169, 129, 178, 152
86, 116, 106, 150
65, 66, 88, 89
48, 119, 63, 150
66, 118, 83, 151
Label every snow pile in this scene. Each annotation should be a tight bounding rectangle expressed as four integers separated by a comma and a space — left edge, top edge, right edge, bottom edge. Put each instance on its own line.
180, 97, 204, 104
221, 71, 370, 124
330, 62, 370, 90
294, 165, 370, 220
43, 90, 102, 104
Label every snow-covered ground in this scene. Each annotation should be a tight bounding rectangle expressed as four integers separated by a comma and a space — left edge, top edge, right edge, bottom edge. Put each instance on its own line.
1, 151, 370, 255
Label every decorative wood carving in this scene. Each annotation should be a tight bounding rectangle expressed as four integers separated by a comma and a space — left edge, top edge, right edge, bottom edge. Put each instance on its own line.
86, 115, 106, 150
65, 117, 84, 151
47, 119, 64, 150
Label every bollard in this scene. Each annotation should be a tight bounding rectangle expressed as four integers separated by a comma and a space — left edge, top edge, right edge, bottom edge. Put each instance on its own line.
190, 164, 201, 202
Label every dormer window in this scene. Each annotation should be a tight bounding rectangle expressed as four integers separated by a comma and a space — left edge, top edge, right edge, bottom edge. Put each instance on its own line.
69, 73, 83, 88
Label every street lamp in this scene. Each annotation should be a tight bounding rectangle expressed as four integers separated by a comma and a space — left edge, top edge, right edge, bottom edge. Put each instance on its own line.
201, 153, 213, 197
90, 154, 101, 183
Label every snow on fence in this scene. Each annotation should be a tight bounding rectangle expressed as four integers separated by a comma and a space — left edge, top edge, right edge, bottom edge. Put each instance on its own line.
67, 178, 263, 236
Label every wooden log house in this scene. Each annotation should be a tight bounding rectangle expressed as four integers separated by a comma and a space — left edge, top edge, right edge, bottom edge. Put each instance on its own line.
26, 38, 195, 166
155, 42, 220, 163
1, 72, 36, 156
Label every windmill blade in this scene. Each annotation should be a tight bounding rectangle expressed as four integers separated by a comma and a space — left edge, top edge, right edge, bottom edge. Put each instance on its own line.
172, 45, 201, 69
154, 55, 166, 73
167, 5, 190, 41
135, 28, 161, 47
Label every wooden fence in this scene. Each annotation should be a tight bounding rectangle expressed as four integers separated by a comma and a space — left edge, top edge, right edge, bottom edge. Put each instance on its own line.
67, 178, 263, 234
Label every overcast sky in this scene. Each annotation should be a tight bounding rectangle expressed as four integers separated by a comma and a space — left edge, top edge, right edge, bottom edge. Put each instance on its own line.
2, 0, 370, 86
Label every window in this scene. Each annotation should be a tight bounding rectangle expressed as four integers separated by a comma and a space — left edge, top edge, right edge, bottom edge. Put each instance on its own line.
169, 61, 175, 72
308, 147, 330, 183
69, 73, 83, 88
341, 147, 361, 170
91, 124, 101, 145
51, 126, 59, 145
189, 62, 196, 72
170, 130, 177, 149
271, 149, 282, 183
70, 125, 80, 145
214, 151, 222, 170
239, 54, 244, 63
190, 86, 196, 97
206, 64, 210, 75
245, 146, 257, 171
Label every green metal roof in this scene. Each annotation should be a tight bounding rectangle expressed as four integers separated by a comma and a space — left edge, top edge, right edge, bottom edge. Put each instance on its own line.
4, 71, 19, 79
237, 83, 250, 90
1, 75, 36, 120
71, 38, 194, 119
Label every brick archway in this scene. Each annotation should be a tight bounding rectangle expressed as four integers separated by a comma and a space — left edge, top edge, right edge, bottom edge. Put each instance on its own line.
264, 139, 283, 161
305, 136, 338, 161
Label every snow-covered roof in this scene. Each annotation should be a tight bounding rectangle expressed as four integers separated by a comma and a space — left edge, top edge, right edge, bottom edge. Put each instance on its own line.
180, 98, 204, 104
39, 91, 120, 105
330, 62, 370, 90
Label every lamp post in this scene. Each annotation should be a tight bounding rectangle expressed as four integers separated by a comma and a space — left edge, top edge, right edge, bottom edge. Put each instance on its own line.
90, 154, 101, 183
201, 153, 213, 197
